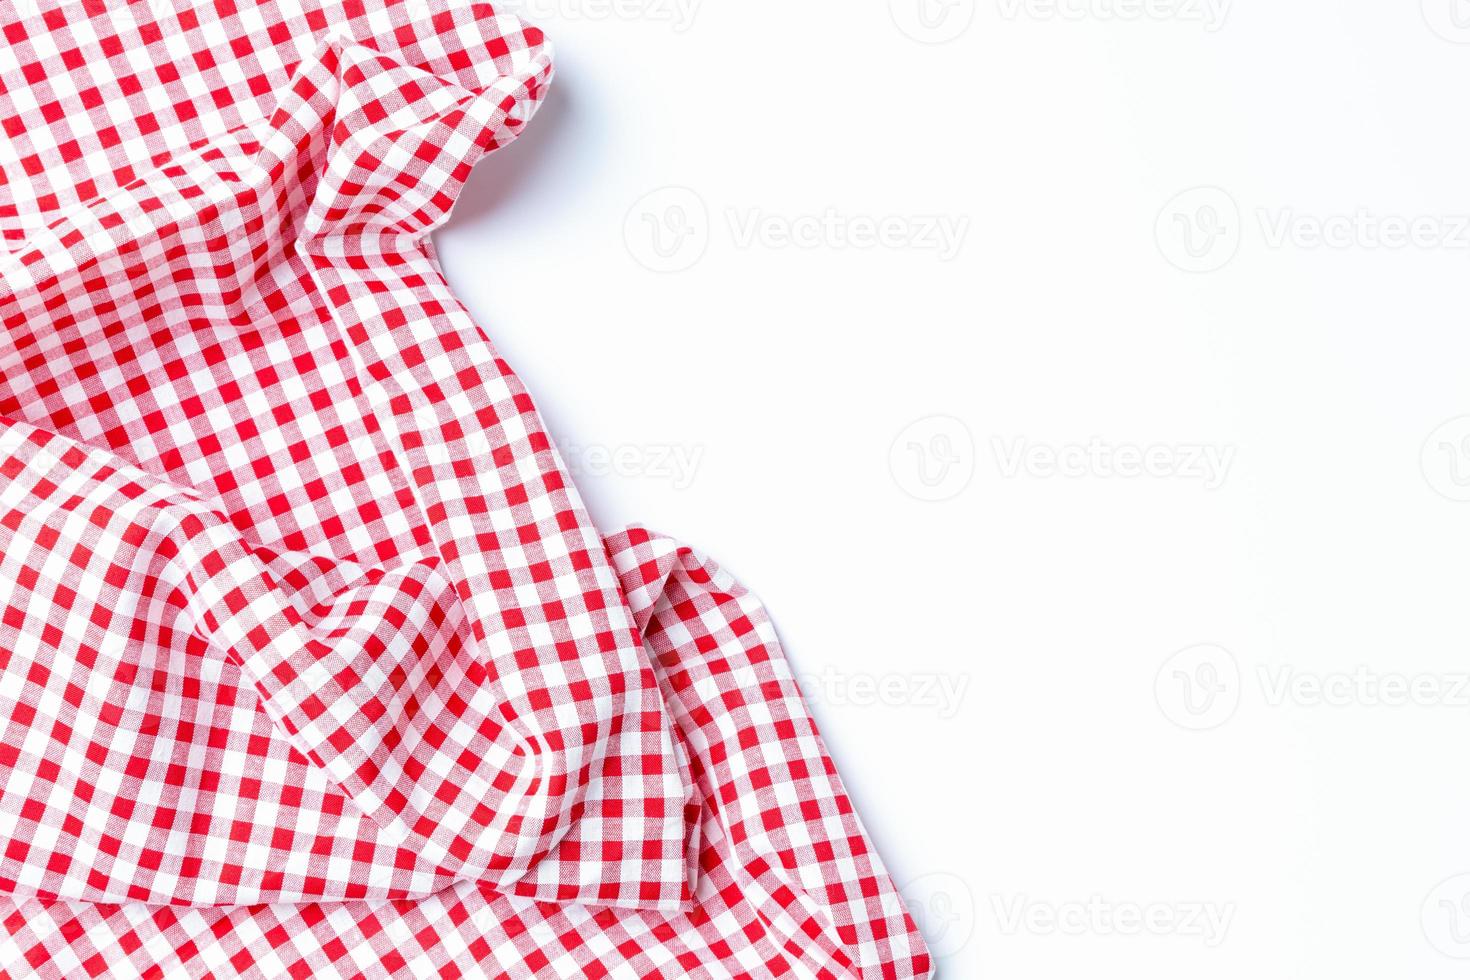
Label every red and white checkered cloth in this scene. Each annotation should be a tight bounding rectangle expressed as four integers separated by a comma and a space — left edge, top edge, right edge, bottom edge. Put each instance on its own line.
0, 1, 932, 977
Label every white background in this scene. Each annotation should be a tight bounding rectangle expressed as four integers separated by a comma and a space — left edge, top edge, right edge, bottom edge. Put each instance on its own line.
436, 2, 1470, 976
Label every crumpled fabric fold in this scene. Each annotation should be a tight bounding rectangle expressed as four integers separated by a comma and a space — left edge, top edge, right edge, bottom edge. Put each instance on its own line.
0, 1, 932, 977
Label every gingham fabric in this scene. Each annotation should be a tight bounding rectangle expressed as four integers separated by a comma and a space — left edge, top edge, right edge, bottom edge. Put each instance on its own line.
0, 2, 932, 977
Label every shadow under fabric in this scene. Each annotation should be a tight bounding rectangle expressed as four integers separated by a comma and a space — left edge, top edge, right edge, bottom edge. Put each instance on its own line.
0, 2, 931, 977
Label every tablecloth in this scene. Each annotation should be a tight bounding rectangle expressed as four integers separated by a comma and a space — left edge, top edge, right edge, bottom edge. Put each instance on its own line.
0, 2, 933, 976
